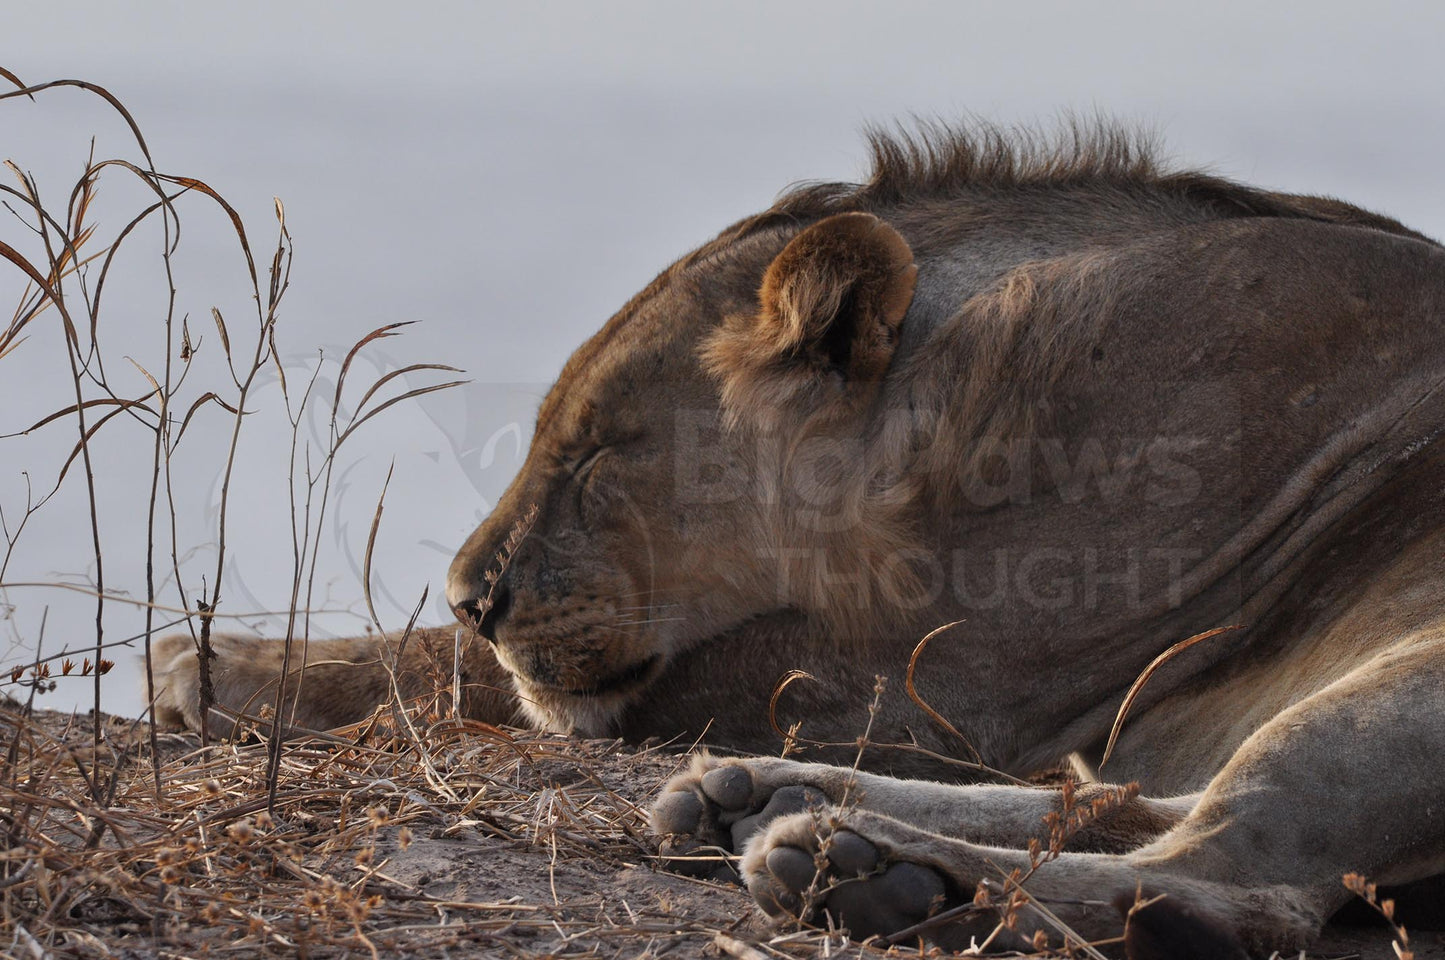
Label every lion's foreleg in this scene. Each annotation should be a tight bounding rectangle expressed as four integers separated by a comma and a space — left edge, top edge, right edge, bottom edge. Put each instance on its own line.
735, 636, 1445, 954
652, 754, 1195, 864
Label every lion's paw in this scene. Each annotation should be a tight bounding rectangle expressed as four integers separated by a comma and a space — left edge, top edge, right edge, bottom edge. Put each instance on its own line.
741, 811, 951, 942
650, 755, 830, 882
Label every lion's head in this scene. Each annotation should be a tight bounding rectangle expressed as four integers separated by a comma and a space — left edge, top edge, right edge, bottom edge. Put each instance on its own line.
445, 212, 920, 734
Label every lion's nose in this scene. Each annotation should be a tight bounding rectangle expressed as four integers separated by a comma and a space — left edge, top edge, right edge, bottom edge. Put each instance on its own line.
455, 579, 513, 643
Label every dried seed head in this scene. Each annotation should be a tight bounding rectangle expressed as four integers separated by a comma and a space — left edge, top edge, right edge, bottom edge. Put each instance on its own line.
398, 826, 414, 851
203, 779, 223, 797
227, 820, 255, 843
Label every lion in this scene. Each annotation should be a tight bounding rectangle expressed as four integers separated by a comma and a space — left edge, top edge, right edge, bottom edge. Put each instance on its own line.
156, 124, 1445, 957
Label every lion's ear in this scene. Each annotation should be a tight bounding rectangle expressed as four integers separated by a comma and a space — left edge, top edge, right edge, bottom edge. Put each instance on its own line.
757, 212, 917, 383
703, 212, 917, 423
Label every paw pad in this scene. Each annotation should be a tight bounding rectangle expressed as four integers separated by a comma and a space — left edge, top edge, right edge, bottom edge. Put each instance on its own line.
754, 822, 948, 943
700, 765, 753, 810
650, 786, 704, 835
651, 762, 829, 884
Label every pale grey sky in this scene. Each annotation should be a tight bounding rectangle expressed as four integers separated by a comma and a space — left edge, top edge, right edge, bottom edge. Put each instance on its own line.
3, 2, 1442, 716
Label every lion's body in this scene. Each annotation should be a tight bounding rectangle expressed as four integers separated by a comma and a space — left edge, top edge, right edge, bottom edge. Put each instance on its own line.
157, 126, 1445, 956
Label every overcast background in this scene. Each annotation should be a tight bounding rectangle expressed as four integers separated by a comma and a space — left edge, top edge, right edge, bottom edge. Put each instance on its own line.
3, 2, 1443, 719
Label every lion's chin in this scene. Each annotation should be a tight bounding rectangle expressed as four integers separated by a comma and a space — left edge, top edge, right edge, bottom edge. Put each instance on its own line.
513, 655, 662, 737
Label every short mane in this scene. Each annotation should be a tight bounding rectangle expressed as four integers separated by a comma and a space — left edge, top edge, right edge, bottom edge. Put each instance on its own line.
787, 119, 1165, 210
702, 119, 1433, 249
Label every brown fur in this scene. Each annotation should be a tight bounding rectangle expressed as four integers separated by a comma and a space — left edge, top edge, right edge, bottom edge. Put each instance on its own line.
156, 122, 1445, 954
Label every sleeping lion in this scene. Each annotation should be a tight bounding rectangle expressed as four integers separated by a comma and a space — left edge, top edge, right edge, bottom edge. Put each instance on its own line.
157, 125, 1445, 957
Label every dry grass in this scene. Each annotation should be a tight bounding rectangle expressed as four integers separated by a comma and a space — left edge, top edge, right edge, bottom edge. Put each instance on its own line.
0, 702, 747, 959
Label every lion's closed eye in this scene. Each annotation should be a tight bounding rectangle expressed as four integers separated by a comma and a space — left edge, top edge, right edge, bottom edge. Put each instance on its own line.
573, 446, 608, 481
575, 447, 615, 524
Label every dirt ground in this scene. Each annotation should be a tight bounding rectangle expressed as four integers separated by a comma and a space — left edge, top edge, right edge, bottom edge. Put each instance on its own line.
2, 704, 1439, 960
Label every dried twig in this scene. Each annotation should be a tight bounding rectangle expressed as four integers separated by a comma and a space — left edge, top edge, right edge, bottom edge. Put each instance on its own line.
1099, 625, 1242, 770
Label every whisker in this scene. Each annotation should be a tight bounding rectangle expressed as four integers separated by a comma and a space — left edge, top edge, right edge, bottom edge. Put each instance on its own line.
588, 624, 629, 635
590, 623, 669, 637
611, 588, 686, 600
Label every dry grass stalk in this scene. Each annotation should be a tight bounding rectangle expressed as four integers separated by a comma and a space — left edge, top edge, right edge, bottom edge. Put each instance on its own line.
765, 643, 1028, 785
1098, 624, 1242, 770
1343, 872, 1413, 960
0, 68, 460, 811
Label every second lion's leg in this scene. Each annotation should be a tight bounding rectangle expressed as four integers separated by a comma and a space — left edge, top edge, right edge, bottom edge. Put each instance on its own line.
153, 626, 518, 734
